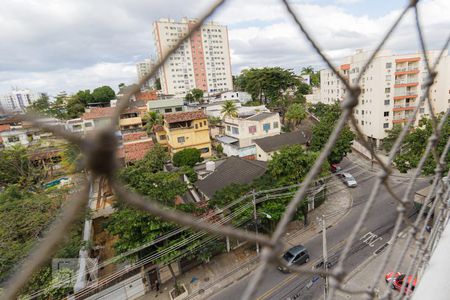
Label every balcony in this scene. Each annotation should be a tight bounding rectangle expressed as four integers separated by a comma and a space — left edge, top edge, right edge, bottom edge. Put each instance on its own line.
393, 92, 418, 100
119, 117, 142, 127
393, 104, 416, 112
395, 57, 420, 63
394, 80, 419, 88
395, 67, 419, 76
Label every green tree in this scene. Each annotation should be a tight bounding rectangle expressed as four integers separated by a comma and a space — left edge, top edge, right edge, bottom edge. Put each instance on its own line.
143, 111, 163, 134
301, 66, 320, 87
382, 124, 403, 153
308, 103, 355, 164
234, 67, 300, 103
394, 116, 450, 175
0, 145, 45, 188
27, 94, 51, 115
209, 183, 251, 208
91, 86, 116, 103
285, 103, 307, 130
221, 100, 238, 119
155, 78, 162, 90
65, 90, 93, 119
185, 92, 195, 103
191, 88, 204, 102
60, 143, 82, 174
268, 145, 329, 185
172, 148, 202, 167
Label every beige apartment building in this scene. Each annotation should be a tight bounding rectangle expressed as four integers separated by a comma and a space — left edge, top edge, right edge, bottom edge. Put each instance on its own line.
319, 49, 450, 145
153, 18, 233, 96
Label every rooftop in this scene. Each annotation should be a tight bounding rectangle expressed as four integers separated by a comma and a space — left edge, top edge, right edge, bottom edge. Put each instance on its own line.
122, 131, 148, 142
254, 131, 310, 153
164, 110, 206, 124
118, 139, 154, 163
194, 156, 267, 199
81, 107, 115, 120
246, 112, 278, 122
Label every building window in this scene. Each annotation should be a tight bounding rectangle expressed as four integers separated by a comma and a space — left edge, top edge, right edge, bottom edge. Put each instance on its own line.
361, 121, 365, 125
384, 99, 390, 105
385, 88, 391, 93
386, 62, 392, 68
84, 122, 92, 128
385, 75, 391, 81
7, 136, 20, 143
195, 124, 198, 129
263, 123, 271, 132
226, 125, 231, 131
199, 122, 203, 128
232, 127, 239, 134
383, 123, 389, 128
177, 136, 185, 143
248, 125, 257, 134
165, 108, 172, 113
175, 107, 182, 112
384, 111, 389, 117
204, 121, 207, 126
159, 135, 166, 140
273, 122, 279, 129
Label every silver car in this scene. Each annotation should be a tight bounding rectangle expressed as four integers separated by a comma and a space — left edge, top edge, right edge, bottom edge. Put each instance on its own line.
339, 172, 357, 187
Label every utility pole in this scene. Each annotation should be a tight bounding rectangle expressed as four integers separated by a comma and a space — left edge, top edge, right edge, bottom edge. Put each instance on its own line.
322, 215, 328, 300
370, 135, 374, 170
253, 191, 259, 254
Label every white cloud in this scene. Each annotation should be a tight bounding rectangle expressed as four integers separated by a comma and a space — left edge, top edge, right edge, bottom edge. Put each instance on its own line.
0, 0, 448, 95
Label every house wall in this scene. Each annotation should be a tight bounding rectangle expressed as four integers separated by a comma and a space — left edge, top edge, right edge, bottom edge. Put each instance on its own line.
147, 98, 184, 114
255, 143, 271, 161
223, 114, 281, 148
165, 118, 212, 157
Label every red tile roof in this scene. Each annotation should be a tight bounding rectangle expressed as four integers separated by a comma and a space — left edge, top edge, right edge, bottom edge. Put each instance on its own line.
81, 107, 115, 120
122, 139, 154, 163
0, 124, 11, 132
136, 90, 158, 101
164, 110, 206, 124
153, 124, 165, 133
122, 131, 148, 142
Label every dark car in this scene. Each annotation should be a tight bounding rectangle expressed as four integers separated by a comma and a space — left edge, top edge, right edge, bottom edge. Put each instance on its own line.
278, 245, 310, 272
385, 272, 417, 295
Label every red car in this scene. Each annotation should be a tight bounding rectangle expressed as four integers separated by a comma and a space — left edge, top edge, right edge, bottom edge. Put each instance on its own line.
385, 272, 417, 294
330, 164, 342, 173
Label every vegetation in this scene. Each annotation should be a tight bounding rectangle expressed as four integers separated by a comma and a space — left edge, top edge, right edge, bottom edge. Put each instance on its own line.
394, 115, 450, 175
143, 111, 163, 134
172, 148, 202, 167
221, 100, 238, 119
91, 86, 116, 103
382, 124, 402, 153
285, 103, 307, 131
300, 66, 320, 87
309, 103, 355, 163
185, 88, 204, 103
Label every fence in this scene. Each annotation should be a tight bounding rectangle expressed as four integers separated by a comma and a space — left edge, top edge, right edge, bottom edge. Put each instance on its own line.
1, 0, 450, 300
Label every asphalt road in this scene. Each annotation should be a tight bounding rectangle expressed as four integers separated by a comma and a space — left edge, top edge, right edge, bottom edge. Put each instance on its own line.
211, 158, 429, 300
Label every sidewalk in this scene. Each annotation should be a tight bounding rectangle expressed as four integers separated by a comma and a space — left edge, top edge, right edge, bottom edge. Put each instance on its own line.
140, 181, 352, 300
336, 230, 422, 299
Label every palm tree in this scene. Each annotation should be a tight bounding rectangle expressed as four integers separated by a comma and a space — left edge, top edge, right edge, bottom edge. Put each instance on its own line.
143, 111, 163, 134
221, 100, 238, 119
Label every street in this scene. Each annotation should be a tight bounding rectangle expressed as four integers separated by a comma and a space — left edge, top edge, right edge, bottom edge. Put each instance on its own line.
211, 158, 429, 300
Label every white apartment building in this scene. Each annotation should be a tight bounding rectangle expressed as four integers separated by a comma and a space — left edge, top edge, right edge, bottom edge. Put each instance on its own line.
0, 89, 39, 113
153, 18, 233, 96
216, 112, 281, 158
319, 49, 450, 145
136, 59, 156, 89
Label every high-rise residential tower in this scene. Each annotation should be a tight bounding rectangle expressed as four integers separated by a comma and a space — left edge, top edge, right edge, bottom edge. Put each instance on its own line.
319, 49, 450, 145
153, 18, 233, 96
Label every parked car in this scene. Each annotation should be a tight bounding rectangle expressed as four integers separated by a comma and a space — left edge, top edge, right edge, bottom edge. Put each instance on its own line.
278, 245, 310, 273
330, 164, 342, 173
339, 172, 357, 187
385, 272, 417, 294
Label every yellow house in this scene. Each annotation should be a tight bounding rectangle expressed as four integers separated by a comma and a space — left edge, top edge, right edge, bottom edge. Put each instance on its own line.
163, 110, 212, 158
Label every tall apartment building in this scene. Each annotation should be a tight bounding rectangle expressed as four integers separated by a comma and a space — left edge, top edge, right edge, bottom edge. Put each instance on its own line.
319, 49, 450, 145
0, 89, 40, 113
153, 18, 233, 96
136, 59, 156, 89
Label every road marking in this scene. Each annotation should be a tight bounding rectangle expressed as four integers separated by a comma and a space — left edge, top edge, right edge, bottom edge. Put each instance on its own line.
360, 231, 382, 247
257, 240, 345, 300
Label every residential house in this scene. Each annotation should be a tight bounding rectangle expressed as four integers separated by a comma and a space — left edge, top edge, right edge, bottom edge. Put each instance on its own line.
119, 108, 143, 132
217, 112, 281, 159
80, 107, 115, 130
254, 131, 310, 161
202, 100, 268, 119
194, 156, 267, 200
147, 97, 184, 114
153, 124, 167, 146
163, 110, 212, 158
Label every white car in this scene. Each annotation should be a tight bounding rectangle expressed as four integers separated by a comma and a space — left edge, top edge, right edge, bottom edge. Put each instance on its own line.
339, 172, 357, 187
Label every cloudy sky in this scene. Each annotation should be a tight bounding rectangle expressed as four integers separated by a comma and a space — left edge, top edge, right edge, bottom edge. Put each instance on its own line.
0, 0, 449, 95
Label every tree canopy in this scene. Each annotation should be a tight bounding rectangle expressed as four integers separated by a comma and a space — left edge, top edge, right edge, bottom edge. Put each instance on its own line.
172, 148, 203, 167
382, 124, 403, 153
309, 103, 355, 164
185, 88, 204, 103
394, 115, 450, 175
91, 86, 116, 103
301, 66, 320, 87
285, 103, 307, 130
268, 145, 329, 185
